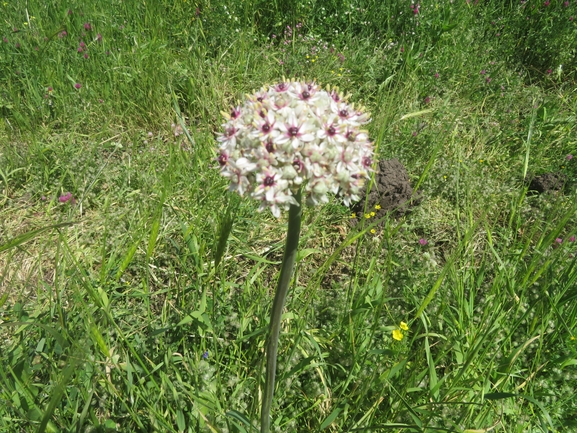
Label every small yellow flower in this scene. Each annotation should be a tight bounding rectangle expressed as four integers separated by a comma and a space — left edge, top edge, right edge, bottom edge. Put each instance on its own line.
392, 329, 404, 341
364, 213, 371, 219
479, 159, 484, 163
337, 73, 342, 77
374, 204, 381, 210
400, 321, 409, 331
350, 212, 356, 218
311, 59, 315, 63
571, 336, 576, 341
370, 211, 376, 217
306, 55, 310, 59
370, 229, 376, 234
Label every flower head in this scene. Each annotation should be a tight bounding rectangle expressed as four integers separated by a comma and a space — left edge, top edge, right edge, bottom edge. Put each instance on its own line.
74, 83, 82, 89
217, 80, 374, 217
59, 192, 76, 204
419, 238, 428, 246
567, 154, 574, 161
392, 329, 404, 341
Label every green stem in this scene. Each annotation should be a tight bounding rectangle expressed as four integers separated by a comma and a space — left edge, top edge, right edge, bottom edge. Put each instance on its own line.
261, 190, 302, 433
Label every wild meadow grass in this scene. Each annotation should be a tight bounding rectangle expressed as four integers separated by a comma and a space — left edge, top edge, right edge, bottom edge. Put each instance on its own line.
1, 0, 577, 432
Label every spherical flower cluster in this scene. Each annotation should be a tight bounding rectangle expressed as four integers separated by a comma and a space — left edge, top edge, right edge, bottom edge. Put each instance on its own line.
217, 80, 374, 217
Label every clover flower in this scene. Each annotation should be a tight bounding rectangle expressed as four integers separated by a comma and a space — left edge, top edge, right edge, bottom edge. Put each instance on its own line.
217, 80, 374, 217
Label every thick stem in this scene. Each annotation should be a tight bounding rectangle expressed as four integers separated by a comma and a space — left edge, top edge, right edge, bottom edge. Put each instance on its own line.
261, 190, 302, 433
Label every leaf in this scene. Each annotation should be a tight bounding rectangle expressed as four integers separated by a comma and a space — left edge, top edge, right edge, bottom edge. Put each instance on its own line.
484, 392, 516, 400
226, 410, 258, 432
0, 222, 75, 253
296, 248, 320, 263
399, 109, 432, 121
176, 409, 185, 432
320, 406, 342, 430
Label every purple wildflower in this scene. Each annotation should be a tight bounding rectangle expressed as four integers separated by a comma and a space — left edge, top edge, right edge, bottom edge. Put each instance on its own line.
84, 22, 92, 31
59, 192, 75, 204
567, 154, 573, 161
74, 83, 82, 89
419, 238, 428, 246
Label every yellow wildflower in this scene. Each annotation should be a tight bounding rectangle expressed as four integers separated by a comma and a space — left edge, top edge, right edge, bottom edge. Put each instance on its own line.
364, 213, 371, 219
370, 229, 376, 234
392, 329, 404, 341
400, 321, 409, 331
375, 204, 381, 210
370, 211, 376, 217
350, 212, 356, 218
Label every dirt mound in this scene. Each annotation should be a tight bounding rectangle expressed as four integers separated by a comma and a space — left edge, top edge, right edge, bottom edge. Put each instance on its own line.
350, 158, 419, 224
528, 172, 567, 194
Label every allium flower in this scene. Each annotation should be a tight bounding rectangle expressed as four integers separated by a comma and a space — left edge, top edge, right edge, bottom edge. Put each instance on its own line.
217, 80, 374, 217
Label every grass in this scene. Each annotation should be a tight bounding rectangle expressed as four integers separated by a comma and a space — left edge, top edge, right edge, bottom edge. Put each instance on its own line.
1, 0, 577, 432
